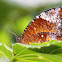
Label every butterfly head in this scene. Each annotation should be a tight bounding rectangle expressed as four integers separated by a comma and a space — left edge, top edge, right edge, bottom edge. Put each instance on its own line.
17, 37, 26, 44
16, 37, 22, 43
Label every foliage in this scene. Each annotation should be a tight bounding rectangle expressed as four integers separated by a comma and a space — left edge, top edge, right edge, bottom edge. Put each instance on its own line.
0, 40, 62, 62
0, 43, 12, 59
0, 1, 62, 62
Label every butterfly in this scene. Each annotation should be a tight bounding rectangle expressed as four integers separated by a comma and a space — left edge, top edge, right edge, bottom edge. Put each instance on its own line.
17, 7, 62, 45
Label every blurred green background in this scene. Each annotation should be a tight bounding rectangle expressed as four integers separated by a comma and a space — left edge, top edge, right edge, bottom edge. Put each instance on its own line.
0, 0, 62, 62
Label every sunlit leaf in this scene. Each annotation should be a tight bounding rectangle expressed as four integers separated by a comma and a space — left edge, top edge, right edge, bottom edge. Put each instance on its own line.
12, 41, 62, 62
0, 43, 12, 59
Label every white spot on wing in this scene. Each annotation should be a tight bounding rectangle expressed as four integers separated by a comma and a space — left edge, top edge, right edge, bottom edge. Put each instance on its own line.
58, 23, 61, 26
41, 35, 44, 37
36, 15, 39, 19
32, 20, 34, 22
38, 40, 41, 44
34, 27, 36, 30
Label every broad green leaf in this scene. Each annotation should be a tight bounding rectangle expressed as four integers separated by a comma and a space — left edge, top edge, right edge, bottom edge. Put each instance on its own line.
0, 42, 12, 59
12, 42, 62, 62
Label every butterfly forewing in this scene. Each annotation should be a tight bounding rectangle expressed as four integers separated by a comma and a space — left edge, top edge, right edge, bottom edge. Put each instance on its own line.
17, 7, 62, 45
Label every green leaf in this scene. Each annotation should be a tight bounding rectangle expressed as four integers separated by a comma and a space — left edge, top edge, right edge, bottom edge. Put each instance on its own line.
12, 42, 62, 62
51, 48, 62, 56
29, 40, 61, 48
15, 40, 61, 48
50, 42, 62, 56
0, 42, 12, 59
0, 40, 62, 62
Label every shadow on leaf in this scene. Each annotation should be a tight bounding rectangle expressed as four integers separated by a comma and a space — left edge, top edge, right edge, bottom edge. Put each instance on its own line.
29, 45, 61, 54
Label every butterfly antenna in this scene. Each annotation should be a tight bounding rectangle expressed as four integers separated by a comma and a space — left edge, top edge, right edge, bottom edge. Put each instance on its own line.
6, 27, 18, 42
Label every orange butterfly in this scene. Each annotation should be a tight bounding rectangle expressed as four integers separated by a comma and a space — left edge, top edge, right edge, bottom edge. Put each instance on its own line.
17, 7, 62, 45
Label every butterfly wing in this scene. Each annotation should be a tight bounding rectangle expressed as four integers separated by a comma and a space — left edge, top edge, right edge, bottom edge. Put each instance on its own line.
18, 7, 62, 44
19, 32, 62, 45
